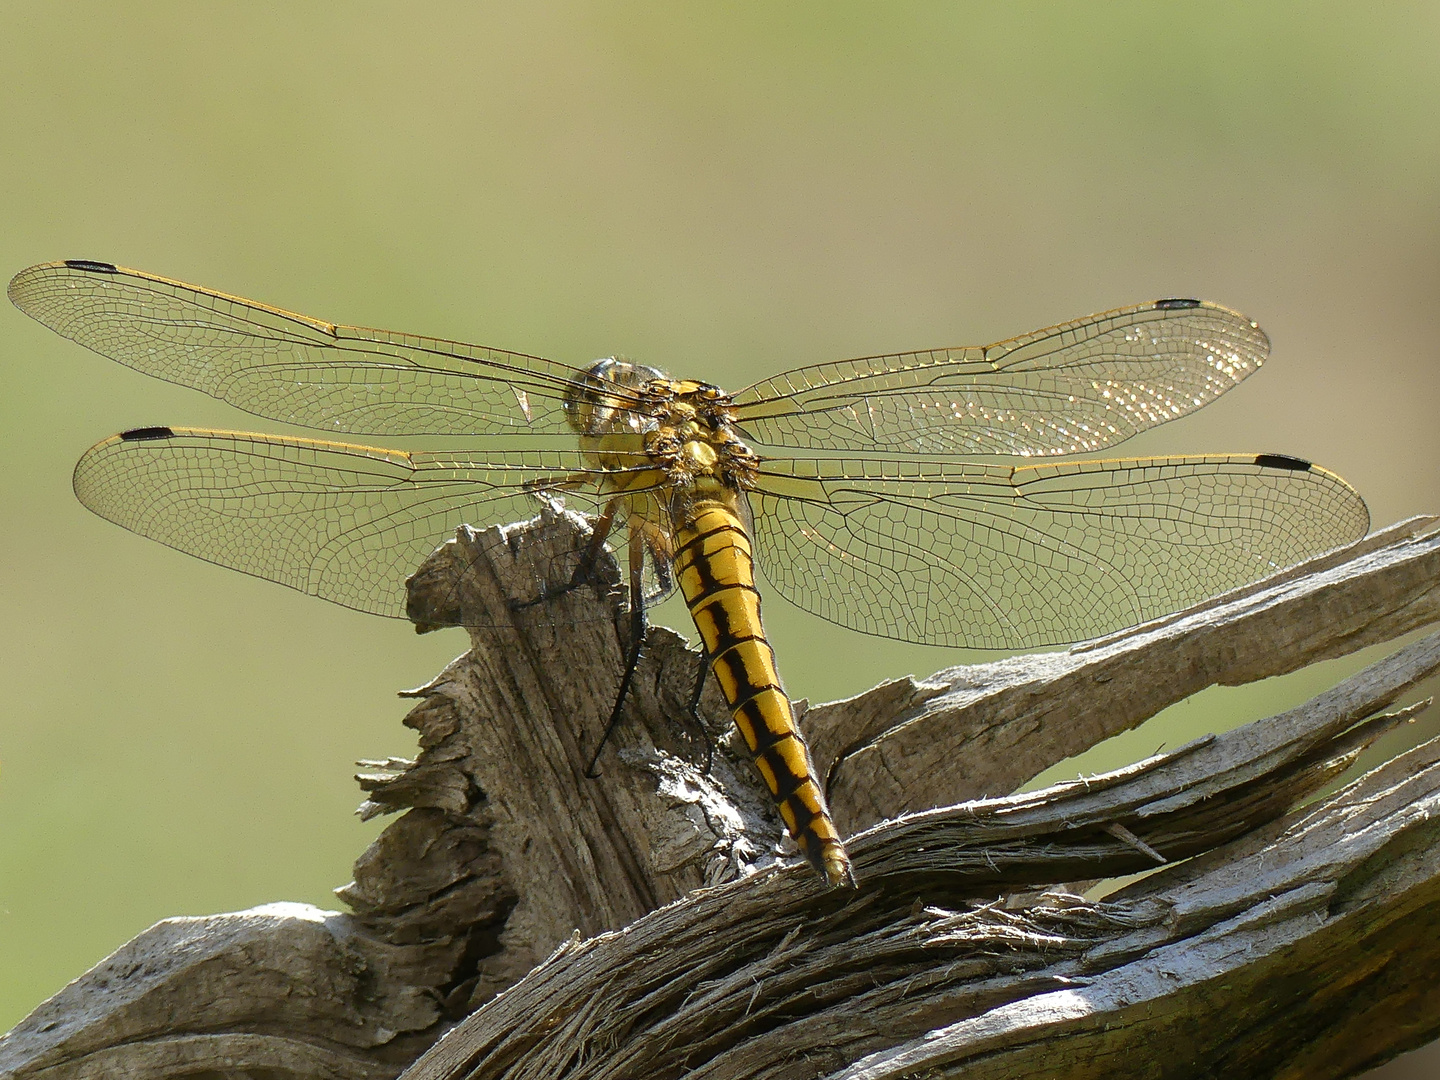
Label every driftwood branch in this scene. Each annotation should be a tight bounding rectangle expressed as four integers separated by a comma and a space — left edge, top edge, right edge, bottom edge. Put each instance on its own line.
3, 511, 1440, 1080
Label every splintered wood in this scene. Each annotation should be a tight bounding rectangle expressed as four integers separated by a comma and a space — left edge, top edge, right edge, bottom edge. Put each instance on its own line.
4, 512, 1440, 1080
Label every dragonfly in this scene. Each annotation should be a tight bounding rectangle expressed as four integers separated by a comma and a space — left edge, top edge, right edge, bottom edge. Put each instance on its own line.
9, 259, 1370, 888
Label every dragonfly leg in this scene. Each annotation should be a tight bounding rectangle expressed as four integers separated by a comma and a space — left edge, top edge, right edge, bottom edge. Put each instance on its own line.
685, 648, 717, 774
509, 499, 620, 612
648, 530, 675, 595
584, 528, 648, 778
630, 521, 712, 770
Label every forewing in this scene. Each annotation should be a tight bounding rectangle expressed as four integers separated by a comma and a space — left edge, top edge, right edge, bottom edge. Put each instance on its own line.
748, 454, 1369, 649
73, 428, 670, 625
732, 300, 1268, 456
10, 260, 620, 436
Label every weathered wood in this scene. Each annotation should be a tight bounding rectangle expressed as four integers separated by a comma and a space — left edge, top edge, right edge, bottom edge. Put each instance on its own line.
355, 505, 779, 1004
814, 514, 1440, 831
0, 903, 441, 1080
401, 631, 1440, 1079
2, 511, 1437, 1080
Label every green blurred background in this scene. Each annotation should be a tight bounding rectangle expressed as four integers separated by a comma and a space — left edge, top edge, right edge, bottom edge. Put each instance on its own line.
2, 3, 1438, 1072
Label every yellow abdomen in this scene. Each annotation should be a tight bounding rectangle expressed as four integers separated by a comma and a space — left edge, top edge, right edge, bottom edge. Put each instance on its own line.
672, 498, 854, 888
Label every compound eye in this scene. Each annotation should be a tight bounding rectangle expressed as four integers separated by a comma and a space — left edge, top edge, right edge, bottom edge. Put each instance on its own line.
579, 357, 622, 383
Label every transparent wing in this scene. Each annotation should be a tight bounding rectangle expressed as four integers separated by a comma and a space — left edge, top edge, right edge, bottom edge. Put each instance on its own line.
732, 300, 1269, 456
10, 260, 628, 436
748, 453, 1369, 649
73, 427, 674, 626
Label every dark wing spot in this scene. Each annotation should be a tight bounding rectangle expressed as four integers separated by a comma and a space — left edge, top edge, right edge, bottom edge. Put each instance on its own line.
1154, 298, 1202, 310
120, 426, 176, 441
1253, 453, 1312, 472
63, 260, 119, 274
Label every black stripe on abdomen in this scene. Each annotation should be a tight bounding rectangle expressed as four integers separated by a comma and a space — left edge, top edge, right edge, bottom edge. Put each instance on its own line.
674, 499, 854, 887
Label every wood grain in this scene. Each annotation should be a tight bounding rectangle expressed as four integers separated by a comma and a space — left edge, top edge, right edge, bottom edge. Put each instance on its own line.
3, 512, 1438, 1080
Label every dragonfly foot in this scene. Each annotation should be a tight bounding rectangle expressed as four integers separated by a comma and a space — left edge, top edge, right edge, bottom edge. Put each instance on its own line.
507, 560, 612, 614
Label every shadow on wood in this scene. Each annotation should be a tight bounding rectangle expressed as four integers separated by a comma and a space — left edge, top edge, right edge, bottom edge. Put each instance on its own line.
4, 509, 1440, 1080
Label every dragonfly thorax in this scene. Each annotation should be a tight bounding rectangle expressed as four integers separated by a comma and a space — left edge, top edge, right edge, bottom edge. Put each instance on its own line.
566, 357, 756, 490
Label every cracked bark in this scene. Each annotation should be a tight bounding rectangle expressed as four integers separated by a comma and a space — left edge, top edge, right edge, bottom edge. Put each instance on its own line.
4, 511, 1440, 1080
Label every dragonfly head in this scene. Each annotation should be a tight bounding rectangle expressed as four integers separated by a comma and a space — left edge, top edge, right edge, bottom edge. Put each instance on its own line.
564, 356, 670, 437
